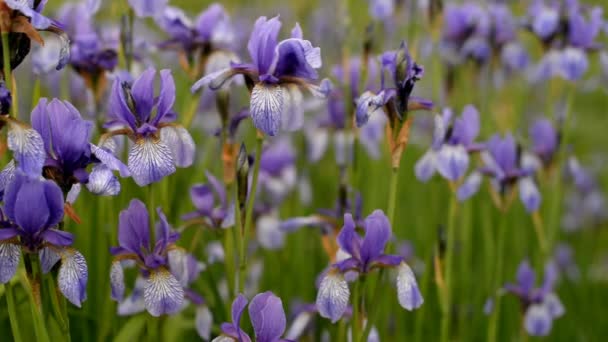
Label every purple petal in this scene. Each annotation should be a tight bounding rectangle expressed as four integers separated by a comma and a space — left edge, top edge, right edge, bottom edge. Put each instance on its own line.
271, 38, 320, 80
86, 165, 121, 196
7, 122, 46, 176
160, 126, 195, 168
360, 210, 391, 264
337, 213, 361, 260
39, 247, 61, 274
249, 291, 287, 342
452, 105, 480, 146
90, 143, 130, 177
373, 254, 404, 267
559, 47, 588, 81
144, 268, 184, 316
153, 70, 176, 125
519, 177, 541, 213
118, 199, 150, 255
543, 292, 564, 318
128, 0, 167, 17
457, 171, 482, 201
191, 67, 239, 92
0, 243, 20, 283
130, 68, 157, 122
231, 294, 249, 334
516, 260, 535, 296
58, 249, 88, 308
42, 229, 74, 247
109, 79, 137, 130
397, 262, 424, 310
257, 215, 285, 250
128, 137, 176, 186
248, 16, 282, 75
415, 150, 437, 182
436, 145, 469, 181
316, 272, 350, 323
250, 84, 284, 136
524, 304, 552, 337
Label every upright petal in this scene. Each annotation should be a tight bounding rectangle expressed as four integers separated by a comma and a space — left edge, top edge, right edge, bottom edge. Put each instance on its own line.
316, 272, 350, 323
360, 210, 391, 264
452, 105, 480, 146
516, 260, 536, 296
153, 70, 177, 125
249, 291, 287, 342
0, 243, 20, 283
248, 16, 282, 75
250, 84, 284, 136
271, 39, 320, 80
131, 68, 157, 123
118, 199, 150, 254
128, 137, 176, 186
436, 145, 469, 181
58, 249, 88, 308
144, 268, 185, 317
128, 0, 167, 17
160, 126, 195, 168
110, 261, 126, 301
396, 262, 424, 310
337, 214, 361, 260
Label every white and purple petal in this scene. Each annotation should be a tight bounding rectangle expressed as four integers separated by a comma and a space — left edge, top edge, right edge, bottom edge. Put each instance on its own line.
128, 138, 176, 186
144, 268, 184, 317
250, 84, 284, 136
58, 249, 88, 308
524, 304, 552, 337
519, 177, 541, 213
396, 262, 424, 310
0, 243, 20, 283
160, 126, 195, 168
316, 272, 350, 323
110, 260, 126, 302
7, 122, 46, 176
414, 150, 437, 182
87, 165, 121, 196
436, 144, 469, 182
40, 247, 61, 274
457, 171, 483, 201
196, 306, 213, 340
249, 291, 287, 341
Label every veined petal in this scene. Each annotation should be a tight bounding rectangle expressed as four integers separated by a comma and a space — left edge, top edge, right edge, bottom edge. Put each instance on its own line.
250, 84, 284, 136
144, 268, 185, 317
118, 277, 146, 316
524, 304, 552, 337
316, 272, 350, 323
90, 143, 130, 177
191, 68, 239, 92
196, 306, 213, 340
396, 262, 424, 310
519, 177, 541, 213
160, 126, 195, 168
436, 144, 469, 181
0, 243, 21, 283
414, 150, 437, 182
249, 291, 287, 342
128, 137, 176, 186
110, 260, 126, 301
87, 165, 121, 196
0, 160, 16, 198
58, 249, 88, 308
7, 123, 45, 176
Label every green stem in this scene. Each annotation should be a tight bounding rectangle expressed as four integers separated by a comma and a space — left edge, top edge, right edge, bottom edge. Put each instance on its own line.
235, 183, 244, 293
359, 271, 382, 342
387, 167, 399, 224
440, 193, 458, 342
181, 96, 199, 129
22, 255, 51, 342
5, 282, 23, 342
351, 279, 363, 342
2, 32, 14, 117
488, 213, 508, 342
241, 135, 264, 269
44, 273, 70, 341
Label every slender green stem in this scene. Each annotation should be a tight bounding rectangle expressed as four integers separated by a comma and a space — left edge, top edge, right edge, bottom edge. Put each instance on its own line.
387, 167, 399, 224
22, 255, 51, 342
351, 280, 361, 342
5, 282, 23, 342
235, 183, 245, 293
532, 211, 549, 259
440, 193, 458, 342
44, 273, 70, 341
2, 32, 14, 117
241, 136, 264, 268
181, 96, 199, 129
359, 271, 383, 342
488, 213, 508, 342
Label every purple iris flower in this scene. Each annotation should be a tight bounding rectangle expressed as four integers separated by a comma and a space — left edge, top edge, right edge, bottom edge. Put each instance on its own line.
316, 210, 423, 323
258, 139, 297, 204
110, 199, 189, 316
527, 118, 559, 168
192, 16, 329, 136
0, 0, 70, 71
182, 171, 234, 229
105, 68, 195, 186
29, 98, 129, 196
356, 42, 432, 127
369, 0, 395, 21
214, 291, 291, 342
0, 171, 88, 307
128, 0, 167, 18
415, 106, 482, 182
562, 157, 607, 231
458, 133, 542, 213
503, 260, 564, 337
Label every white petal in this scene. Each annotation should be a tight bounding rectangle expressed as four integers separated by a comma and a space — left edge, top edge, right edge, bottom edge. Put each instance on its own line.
250, 84, 284, 136
281, 86, 304, 132
256, 215, 285, 250
110, 261, 125, 301
128, 138, 176, 186
58, 249, 88, 308
316, 273, 350, 323
66, 183, 82, 204
160, 126, 195, 168
87, 165, 120, 196
195, 306, 213, 340
396, 262, 424, 311
144, 268, 184, 317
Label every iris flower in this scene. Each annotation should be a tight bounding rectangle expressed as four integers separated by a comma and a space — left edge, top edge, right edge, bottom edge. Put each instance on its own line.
316, 210, 423, 323
105, 68, 195, 186
0, 171, 88, 307
192, 16, 329, 136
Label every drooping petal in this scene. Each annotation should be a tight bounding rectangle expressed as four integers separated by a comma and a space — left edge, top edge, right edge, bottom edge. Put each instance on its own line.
160, 126, 195, 168
42, 229, 74, 247
7, 123, 46, 176
281, 85, 304, 132
87, 165, 121, 196
524, 304, 552, 337
117, 277, 146, 316
436, 145, 470, 181
0, 243, 21, 283
128, 137, 176, 186
58, 249, 88, 308
519, 177, 541, 213
191, 68, 240, 92
144, 268, 185, 317
110, 260, 126, 302
285, 311, 312, 341
396, 262, 424, 310
90, 143, 130, 177
250, 84, 284, 136
559, 47, 588, 82
0, 160, 16, 199
457, 171, 482, 201
316, 272, 350, 323
196, 306, 213, 340
257, 215, 286, 250
271, 38, 320, 80
249, 291, 287, 342
543, 292, 565, 318
414, 150, 437, 182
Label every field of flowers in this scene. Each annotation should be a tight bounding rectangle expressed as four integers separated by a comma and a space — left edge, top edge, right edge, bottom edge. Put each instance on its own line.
0, 0, 607, 341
